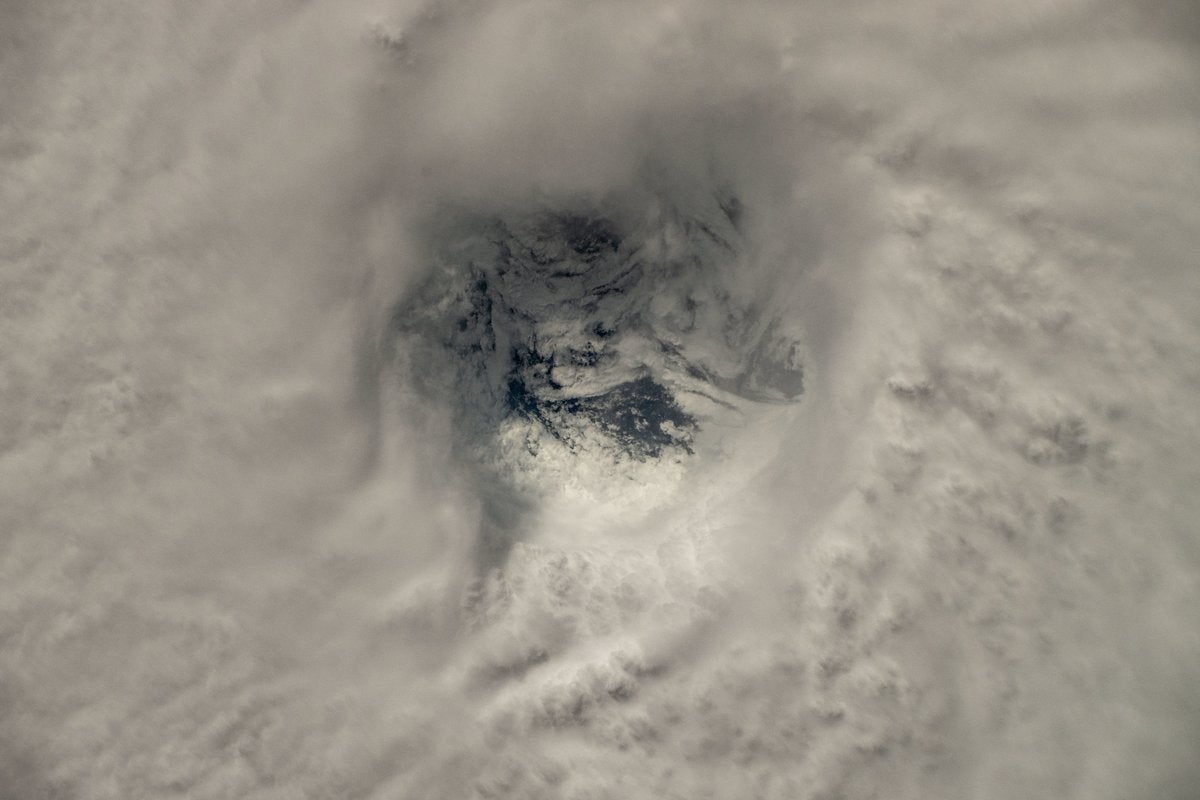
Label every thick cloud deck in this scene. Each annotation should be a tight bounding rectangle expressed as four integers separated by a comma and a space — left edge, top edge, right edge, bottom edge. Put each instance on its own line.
3, 1, 1200, 799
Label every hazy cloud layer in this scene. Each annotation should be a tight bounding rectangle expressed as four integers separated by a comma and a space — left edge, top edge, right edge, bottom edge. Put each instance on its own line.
3, 1, 1199, 798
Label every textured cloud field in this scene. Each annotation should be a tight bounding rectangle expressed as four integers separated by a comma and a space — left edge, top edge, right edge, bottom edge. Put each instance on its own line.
3, 1, 1199, 798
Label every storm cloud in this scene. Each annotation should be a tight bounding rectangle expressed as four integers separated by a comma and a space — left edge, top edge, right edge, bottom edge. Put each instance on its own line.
2, 1, 1199, 798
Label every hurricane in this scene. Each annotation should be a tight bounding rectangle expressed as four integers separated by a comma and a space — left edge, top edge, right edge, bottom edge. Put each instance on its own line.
3, 2, 1199, 798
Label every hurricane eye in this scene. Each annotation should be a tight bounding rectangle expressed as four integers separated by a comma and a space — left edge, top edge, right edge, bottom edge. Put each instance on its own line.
389, 195, 803, 472
562, 217, 620, 260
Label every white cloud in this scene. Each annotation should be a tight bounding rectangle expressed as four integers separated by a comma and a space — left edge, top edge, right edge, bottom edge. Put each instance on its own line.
3, 1, 1199, 798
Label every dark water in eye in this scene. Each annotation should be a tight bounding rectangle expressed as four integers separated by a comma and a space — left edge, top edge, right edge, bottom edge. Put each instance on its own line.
390, 201, 806, 472
507, 374, 695, 459
385, 195, 809, 583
